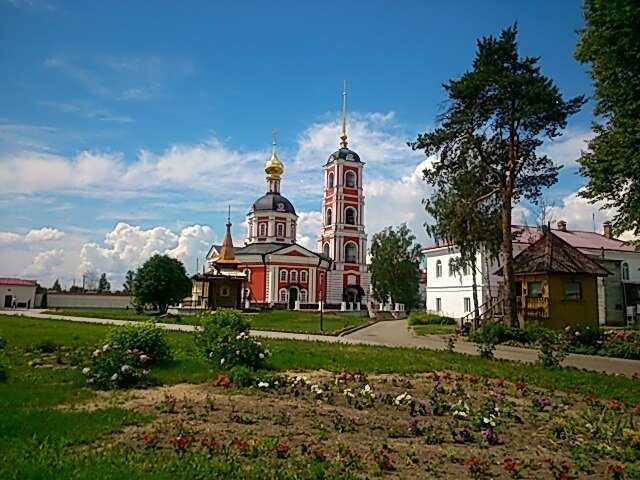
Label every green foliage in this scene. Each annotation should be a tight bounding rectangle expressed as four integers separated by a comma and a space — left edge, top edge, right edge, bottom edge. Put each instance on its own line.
537, 330, 572, 368
471, 323, 501, 359
410, 24, 584, 326
105, 322, 172, 365
84, 343, 151, 390
122, 269, 135, 293
40, 290, 48, 309
97, 273, 111, 292
575, 0, 640, 239
33, 338, 60, 353
194, 310, 270, 370
132, 254, 192, 313
407, 311, 456, 325
370, 223, 423, 310
50, 279, 62, 292
0, 336, 8, 383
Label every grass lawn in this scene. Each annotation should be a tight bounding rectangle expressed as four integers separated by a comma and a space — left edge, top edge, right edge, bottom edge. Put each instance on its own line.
42, 308, 371, 334
247, 310, 369, 334
1, 314, 639, 478
412, 324, 457, 336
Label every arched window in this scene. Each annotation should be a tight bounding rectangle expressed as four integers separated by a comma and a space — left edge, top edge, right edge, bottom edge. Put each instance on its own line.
280, 270, 287, 282
448, 258, 455, 277
345, 207, 356, 225
290, 270, 298, 283
279, 288, 287, 303
276, 223, 284, 237
300, 270, 307, 283
323, 243, 330, 257
435, 260, 442, 278
326, 208, 332, 225
622, 262, 630, 281
328, 172, 334, 188
291, 224, 296, 239
345, 171, 356, 188
259, 223, 267, 236
243, 268, 251, 281
462, 263, 469, 276
300, 289, 308, 302
345, 243, 358, 263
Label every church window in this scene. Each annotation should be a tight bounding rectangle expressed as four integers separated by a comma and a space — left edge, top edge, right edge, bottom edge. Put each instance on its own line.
345, 243, 358, 263
259, 223, 267, 236
279, 289, 287, 303
300, 289, 308, 302
448, 258, 455, 277
277, 223, 284, 237
326, 208, 332, 225
345, 207, 356, 225
291, 224, 296, 239
345, 171, 356, 188
435, 260, 442, 278
622, 262, 630, 281
464, 297, 471, 312
290, 270, 298, 283
220, 286, 230, 297
280, 270, 287, 282
436, 298, 442, 311
323, 243, 330, 257
300, 270, 307, 283
328, 172, 334, 188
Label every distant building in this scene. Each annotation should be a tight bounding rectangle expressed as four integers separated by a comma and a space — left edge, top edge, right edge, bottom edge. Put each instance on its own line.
422, 221, 639, 325
0, 277, 37, 308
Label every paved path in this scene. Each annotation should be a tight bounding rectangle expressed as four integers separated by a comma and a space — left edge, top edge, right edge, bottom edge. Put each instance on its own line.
2, 310, 639, 378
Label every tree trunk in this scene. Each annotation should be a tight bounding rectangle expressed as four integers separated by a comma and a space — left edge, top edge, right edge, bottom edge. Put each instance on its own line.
471, 258, 480, 328
501, 193, 518, 327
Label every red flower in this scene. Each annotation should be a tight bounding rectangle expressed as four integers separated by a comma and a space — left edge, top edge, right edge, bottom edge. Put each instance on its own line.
214, 374, 231, 387
174, 435, 190, 449
141, 433, 154, 445
607, 399, 623, 409
515, 380, 527, 391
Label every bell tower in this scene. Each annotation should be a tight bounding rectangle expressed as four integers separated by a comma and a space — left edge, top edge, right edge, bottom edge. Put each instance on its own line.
319, 82, 370, 308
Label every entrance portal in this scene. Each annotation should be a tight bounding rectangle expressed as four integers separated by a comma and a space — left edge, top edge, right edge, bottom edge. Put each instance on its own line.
288, 287, 298, 310
4, 295, 12, 308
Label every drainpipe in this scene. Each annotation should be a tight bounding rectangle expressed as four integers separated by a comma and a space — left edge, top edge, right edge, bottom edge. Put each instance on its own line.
262, 253, 268, 307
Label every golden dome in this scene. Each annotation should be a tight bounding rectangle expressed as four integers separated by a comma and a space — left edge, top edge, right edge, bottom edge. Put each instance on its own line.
264, 131, 284, 179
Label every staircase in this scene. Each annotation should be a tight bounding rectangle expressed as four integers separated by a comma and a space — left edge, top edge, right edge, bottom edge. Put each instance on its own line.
459, 296, 505, 330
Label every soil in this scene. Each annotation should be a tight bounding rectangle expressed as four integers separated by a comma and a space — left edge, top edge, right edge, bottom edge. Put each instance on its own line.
73, 370, 637, 479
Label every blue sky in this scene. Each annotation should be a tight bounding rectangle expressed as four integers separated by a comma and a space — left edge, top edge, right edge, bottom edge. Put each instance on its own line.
0, 0, 612, 288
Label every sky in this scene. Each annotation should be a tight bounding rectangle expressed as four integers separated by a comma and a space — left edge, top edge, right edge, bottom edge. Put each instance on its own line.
0, 0, 617, 289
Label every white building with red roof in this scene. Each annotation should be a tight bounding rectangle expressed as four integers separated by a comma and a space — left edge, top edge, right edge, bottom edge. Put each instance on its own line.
422, 221, 639, 325
0, 277, 38, 309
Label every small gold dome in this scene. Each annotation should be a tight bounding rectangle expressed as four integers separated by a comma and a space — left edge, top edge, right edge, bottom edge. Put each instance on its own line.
264, 135, 284, 178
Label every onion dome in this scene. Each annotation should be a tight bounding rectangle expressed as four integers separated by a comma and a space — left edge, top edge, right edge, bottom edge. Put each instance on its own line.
249, 193, 296, 214
264, 135, 284, 179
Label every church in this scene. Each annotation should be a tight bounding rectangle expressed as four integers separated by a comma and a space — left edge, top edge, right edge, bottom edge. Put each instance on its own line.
204, 90, 371, 310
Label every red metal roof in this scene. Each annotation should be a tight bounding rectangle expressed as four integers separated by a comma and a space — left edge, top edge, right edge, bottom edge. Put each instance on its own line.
422, 225, 637, 253
0, 277, 38, 286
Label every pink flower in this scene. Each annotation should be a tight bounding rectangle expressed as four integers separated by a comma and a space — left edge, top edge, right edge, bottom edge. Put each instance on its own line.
132, 348, 140, 355
111, 373, 119, 381
121, 365, 131, 373
139, 354, 149, 362
259, 353, 265, 360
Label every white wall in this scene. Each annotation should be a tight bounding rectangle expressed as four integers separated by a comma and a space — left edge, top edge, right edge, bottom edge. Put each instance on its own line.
46, 293, 133, 309
0, 285, 37, 308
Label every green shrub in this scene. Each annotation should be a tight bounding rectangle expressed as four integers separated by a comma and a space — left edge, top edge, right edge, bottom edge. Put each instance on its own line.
83, 343, 151, 390
33, 338, 60, 353
195, 310, 270, 370
537, 330, 572, 368
600, 330, 640, 360
228, 365, 257, 387
407, 311, 456, 326
471, 322, 502, 359
0, 337, 8, 383
0, 336, 7, 350
105, 322, 171, 365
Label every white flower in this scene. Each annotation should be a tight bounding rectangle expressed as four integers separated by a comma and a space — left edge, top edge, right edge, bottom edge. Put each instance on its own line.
259, 353, 265, 359
236, 350, 240, 355
394, 392, 412, 405
483, 417, 496, 427
110, 373, 119, 381
209, 352, 214, 358
82, 367, 90, 375
453, 410, 468, 418
121, 365, 131, 373
360, 384, 375, 398
92, 349, 102, 357
310, 384, 324, 396
220, 358, 225, 365
343, 388, 355, 398
264, 349, 271, 356
258, 381, 269, 388
142, 370, 149, 375
103, 344, 110, 351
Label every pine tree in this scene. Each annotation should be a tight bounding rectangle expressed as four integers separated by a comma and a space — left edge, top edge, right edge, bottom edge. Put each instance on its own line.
97, 273, 111, 292
410, 25, 584, 326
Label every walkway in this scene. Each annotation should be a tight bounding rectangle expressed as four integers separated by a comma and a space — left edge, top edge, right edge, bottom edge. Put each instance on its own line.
2, 310, 639, 377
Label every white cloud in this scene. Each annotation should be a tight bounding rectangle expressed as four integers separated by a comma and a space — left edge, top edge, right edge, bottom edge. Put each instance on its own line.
296, 211, 323, 250
25, 227, 65, 242
22, 249, 64, 277
0, 232, 21, 244
79, 222, 217, 284
540, 128, 595, 168
547, 190, 618, 233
